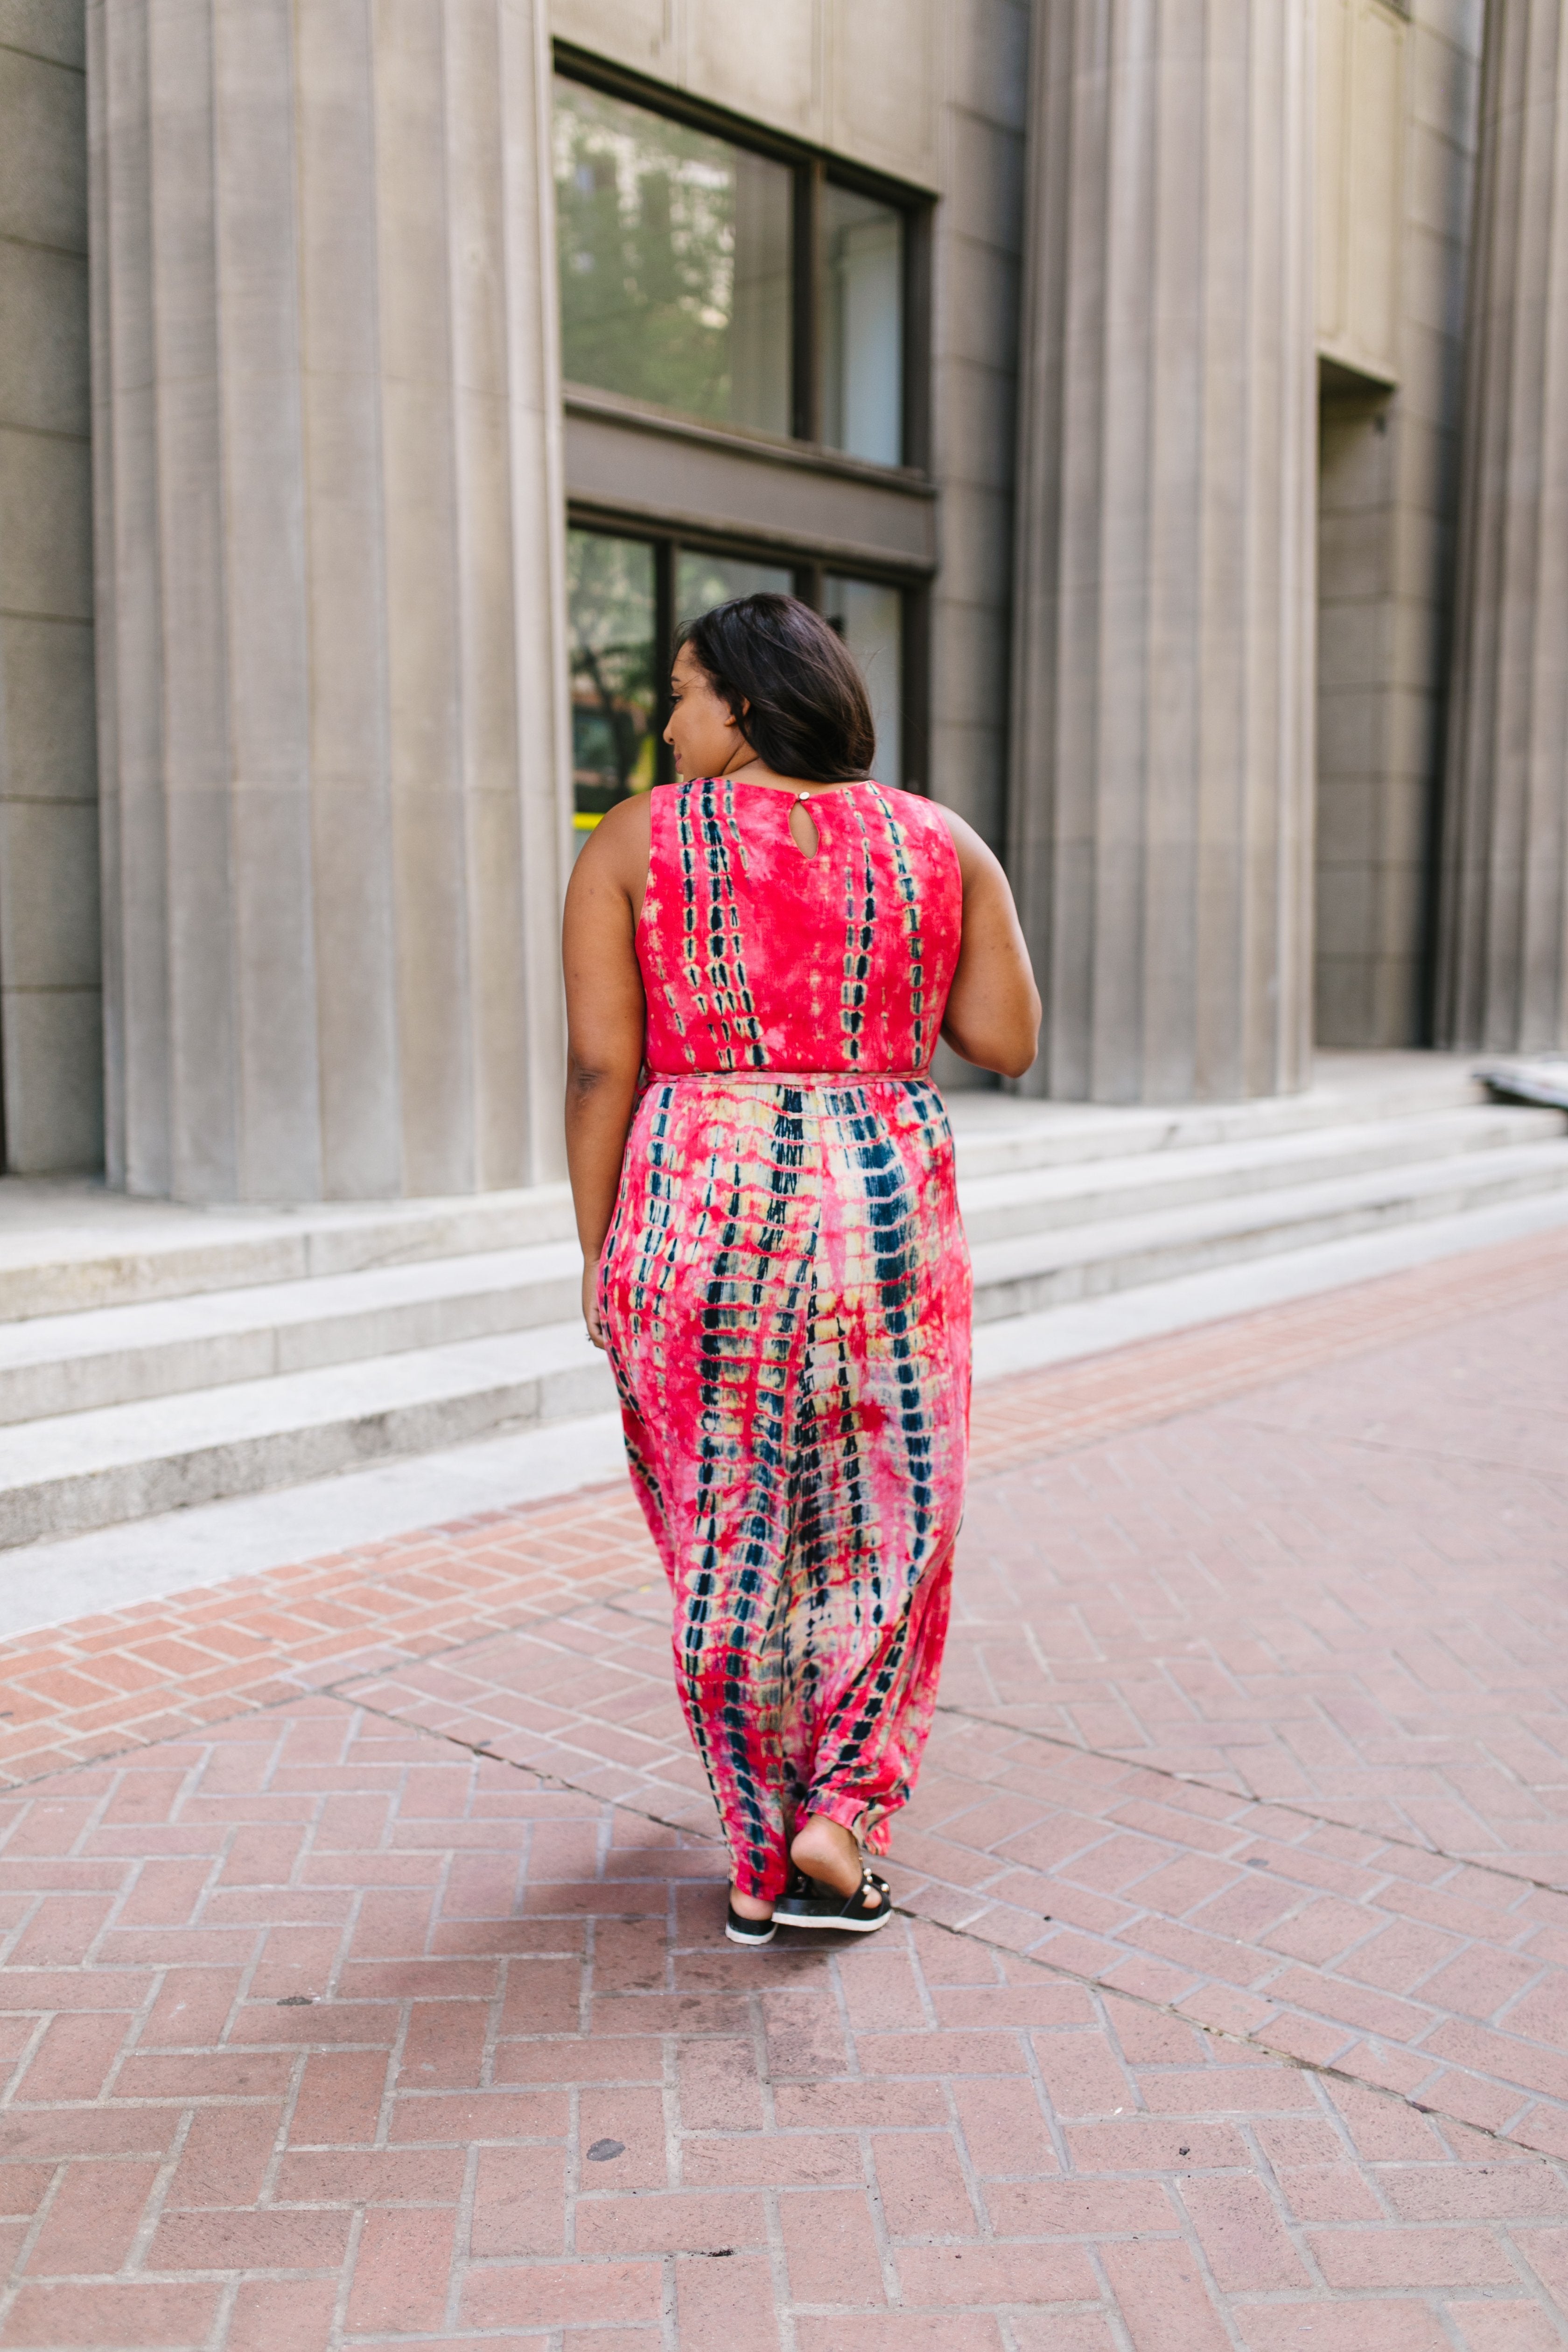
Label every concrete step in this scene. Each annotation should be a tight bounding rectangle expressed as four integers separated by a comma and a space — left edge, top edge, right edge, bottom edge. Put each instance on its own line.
948, 1060, 1489, 1178
0, 1323, 616, 1549
0, 1240, 583, 1426
0, 1055, 1490, 1320
968, 1135, 1568, 1322
2, 1106, 1564, 1431
958, 1104, 1566, 1242
5, 1131, 1568, 1552
0, 1182, 578, 1323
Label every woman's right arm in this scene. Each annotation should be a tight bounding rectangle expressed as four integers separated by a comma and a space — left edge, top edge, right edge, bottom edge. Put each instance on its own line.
936, 810, 1042, 1080
562, 794, 652, 1347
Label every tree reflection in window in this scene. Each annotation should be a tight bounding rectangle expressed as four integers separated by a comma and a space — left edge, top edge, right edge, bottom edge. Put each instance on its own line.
568, 530, 657, 831
555, 83, 791, 437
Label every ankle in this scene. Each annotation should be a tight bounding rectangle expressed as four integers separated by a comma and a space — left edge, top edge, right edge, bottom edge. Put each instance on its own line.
790, 1813, 863, 1897
729, 1886, 774, 1921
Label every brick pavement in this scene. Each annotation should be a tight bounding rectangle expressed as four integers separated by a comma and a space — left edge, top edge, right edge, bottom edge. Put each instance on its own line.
0, 1226, 1566, 2345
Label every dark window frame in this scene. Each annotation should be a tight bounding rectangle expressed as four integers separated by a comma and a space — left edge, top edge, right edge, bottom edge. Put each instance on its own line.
553, 43, 934, 476
567, 506, 930, 801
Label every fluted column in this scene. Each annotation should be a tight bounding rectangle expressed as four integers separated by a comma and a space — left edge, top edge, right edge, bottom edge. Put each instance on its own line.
1008, 2, 1316, 1102
88, 0, 572, 1202
1436, 0, 1568, 1054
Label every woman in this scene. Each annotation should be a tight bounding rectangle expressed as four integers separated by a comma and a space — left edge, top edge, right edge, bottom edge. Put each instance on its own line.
563, 595, 1039, 1946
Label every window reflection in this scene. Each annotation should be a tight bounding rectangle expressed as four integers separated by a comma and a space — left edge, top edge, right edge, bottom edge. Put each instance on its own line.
819, 187, 904, 466
567, 529, 907, 826
555, 81, 792, 438
824, 576, 903, 783
676, 551, 793, 626
568, 529, 657, 833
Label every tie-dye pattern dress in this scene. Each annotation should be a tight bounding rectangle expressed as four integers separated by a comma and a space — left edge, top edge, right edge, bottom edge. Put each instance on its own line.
600, 775, 970, 1903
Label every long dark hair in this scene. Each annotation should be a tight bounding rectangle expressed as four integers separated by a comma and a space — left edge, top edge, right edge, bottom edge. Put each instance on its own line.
677, 593, 876, 782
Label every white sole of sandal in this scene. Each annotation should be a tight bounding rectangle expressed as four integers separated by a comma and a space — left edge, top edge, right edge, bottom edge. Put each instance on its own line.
774, 1907, 893, 1934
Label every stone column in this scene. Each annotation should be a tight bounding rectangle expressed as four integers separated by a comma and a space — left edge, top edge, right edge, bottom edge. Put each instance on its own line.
1435, 0, 1568, 1055
1008, 1, 1317, 1101
88, 0, 573, 1202
0, 9, 101, 1172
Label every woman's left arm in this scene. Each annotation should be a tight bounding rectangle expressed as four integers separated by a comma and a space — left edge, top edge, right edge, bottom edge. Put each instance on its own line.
562, 795, 651, 1348
935, 808, 1042, 1080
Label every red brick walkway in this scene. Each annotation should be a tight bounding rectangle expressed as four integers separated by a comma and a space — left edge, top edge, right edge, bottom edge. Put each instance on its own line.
1, 1226, 1568, 2347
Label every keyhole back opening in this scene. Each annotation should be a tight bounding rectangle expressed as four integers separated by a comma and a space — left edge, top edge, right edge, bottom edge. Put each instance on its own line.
788, 794, 821, 862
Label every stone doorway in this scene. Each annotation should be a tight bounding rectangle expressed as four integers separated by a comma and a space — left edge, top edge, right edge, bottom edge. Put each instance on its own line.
1313, 363, 1434, 1053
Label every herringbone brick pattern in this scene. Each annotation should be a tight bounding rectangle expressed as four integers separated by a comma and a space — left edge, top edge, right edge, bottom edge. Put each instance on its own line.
0, 1491, 658, 1791
0, 1225, 1566, 2343
1, 1706, 1566, 2350
966, 1218, 1568, 1473
947, 1296, 1568, 1870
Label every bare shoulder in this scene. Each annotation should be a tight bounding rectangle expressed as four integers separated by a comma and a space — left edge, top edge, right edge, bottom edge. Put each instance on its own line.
928, 799, 1004, 888
566, 791, 652, 910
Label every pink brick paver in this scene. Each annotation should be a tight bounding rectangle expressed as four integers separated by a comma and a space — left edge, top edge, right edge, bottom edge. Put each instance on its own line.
0, 1224, 1566, 2345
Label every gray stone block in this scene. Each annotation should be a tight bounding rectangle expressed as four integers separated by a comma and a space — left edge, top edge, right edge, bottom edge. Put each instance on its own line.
935, 233, 1021, 372
934, 357, 1017, 491
0, 426, 91, 617
1411, 12, 1481, 137
1320, 505, 1396, 600
1316, 778, 1382, 867
1314, 955, 1377, 1049
0, 798, 99, 987
930, 601, 1009, 730
0, 616, 94, 797
0, 1, 86, 69
941, 110, 1026, 254
937, 481, 1014, 608
549, 0, 667, 78
1316, 691, 1387, 784
0, 43, 84, 249
0, 986, 103, 1170
0, 240, 87, 434
927, 718, 1007, 850
825, 0, 940, 188
942, 0, 1030, 133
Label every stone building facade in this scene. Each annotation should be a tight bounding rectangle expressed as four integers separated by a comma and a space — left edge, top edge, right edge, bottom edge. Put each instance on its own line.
0, 0, 1558, 1200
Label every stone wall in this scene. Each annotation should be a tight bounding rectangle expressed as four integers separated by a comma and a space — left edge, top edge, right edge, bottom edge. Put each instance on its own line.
0, 1, 100, 1172
1312, 0, 1485, 1048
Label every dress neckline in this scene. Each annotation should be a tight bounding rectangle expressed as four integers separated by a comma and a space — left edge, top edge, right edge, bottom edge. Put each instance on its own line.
708, 775, 875, 800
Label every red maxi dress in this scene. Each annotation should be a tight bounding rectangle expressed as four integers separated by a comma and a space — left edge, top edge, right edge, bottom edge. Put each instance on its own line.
601, 773, 971, 1903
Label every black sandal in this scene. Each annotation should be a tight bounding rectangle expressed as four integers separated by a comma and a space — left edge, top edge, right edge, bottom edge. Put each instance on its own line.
774, 1865, 893, 1934
725, 1900, 777, 1948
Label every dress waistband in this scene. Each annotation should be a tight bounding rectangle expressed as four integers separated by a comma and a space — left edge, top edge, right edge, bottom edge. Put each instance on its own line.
645, 1067, 931, 1089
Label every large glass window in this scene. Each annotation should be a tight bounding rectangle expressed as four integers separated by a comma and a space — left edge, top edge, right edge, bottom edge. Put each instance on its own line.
568, 525, 913, 831
568, 530, 657, 828
554, 70, 917, 469
555, 82, 792, 437
819, 189, 904, 467
824, 574, 903, 784
676, 550, 792, 624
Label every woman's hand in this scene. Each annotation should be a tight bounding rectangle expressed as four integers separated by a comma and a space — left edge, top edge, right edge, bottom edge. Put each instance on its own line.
582, 1255, 606, 1350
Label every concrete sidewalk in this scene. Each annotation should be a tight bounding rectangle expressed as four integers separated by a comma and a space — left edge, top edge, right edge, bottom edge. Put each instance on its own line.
0, 1228, 1565, 2347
